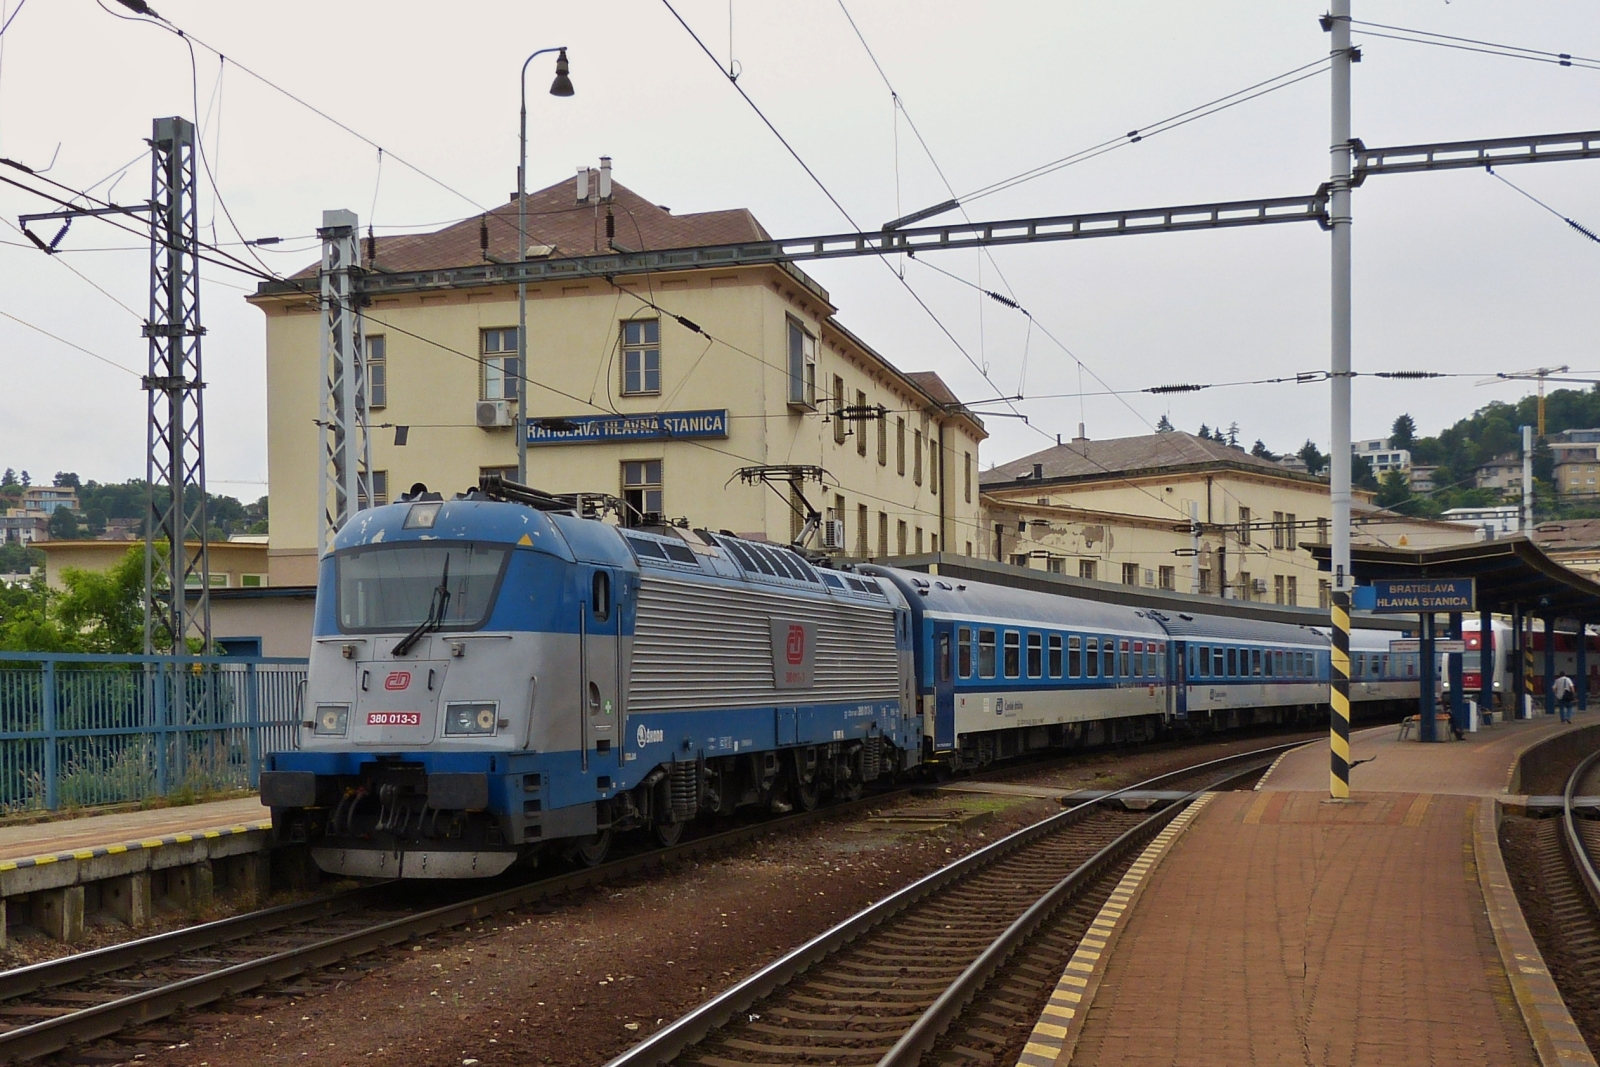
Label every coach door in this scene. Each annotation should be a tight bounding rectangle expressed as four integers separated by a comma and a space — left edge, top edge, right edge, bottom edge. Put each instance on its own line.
1172, 640, 1188, 719
933, 622, 957, 750
581, 568, 620, 772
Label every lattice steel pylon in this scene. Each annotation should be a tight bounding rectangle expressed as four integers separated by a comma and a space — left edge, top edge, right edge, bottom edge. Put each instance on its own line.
316, 209, 371, 554
143, 116, 211, 655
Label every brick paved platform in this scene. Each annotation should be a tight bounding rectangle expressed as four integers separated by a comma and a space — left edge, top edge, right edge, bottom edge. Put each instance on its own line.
0, 796, 269, 866
1261, 713, 1583, 796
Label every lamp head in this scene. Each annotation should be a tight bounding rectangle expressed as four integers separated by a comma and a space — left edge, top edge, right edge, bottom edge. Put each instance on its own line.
550, 49, 574, 97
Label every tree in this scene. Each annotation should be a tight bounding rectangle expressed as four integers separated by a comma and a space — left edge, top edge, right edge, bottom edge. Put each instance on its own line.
47, 507, 79, 540
1197, 423, 1211, 440
52, 471, 80, 489
1374, 469, 1420, 514
1352, 454, 1379, 491
1250, 440, 1278, 461
1226, 422, 1240, 448
1156, 414, 1175, 432
18, 471, 30, 487
1299, 439, 1328, 476
0, 545, 149, 654
1, 469, 14, 487
1390, 414, 1416, 450
1532, 437, 1554, 485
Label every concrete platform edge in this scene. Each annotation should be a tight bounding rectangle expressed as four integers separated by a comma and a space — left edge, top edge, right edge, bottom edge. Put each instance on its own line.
1014, 792, 1218, 1067
0, 820, 273, 897
1253, 742, 1310, 791
1474, 796, 1597, 1067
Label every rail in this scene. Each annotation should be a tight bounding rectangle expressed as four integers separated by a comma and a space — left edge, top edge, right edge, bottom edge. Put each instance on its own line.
604, 739, 1304, 1067
1564, 748, 1600, 916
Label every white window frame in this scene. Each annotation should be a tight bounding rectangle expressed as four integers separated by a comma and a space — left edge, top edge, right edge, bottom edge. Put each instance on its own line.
622, 319, 661, 396
481, 327, 520, 401
786, 318, 816, 408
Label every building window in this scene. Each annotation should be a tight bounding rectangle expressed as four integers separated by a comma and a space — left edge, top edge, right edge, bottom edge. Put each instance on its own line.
358, 469, 389, 509
1047, 557, 1065, 574
930, 534, 938, 552
913, 428, 923, 485
833, 376, 847, 444
1285, 513, 1296, 550
915, 527, 924, 554
929, 438, 938, 495
1158, 565, 1175, 590
366, 334, 387, 409
878, 512, 889, 556
896, 520, 907, 555
622, 460, 662, 526
1011, 554, 1031, 568
481, 327, 520, 401
240, 573, 267, 588
1239, 571, 1252, 601
856, 391, 869, 456
878, 412, 888, 466
857, 503, 869, 556
1079, 559, 1097, 581
1199, 568, 1212, 595
1238, 506, 1251, 545
1274, 574, 1285, 604
966, 541, 973, 556
1273, 511, 1285, 550
896, 418, 907, 475
1319, 579, 1330, 609
964, 452, 973, 503
1286, 575, 1297, 606
1316, 517, 1329, 545
1121, 562, 1138, 586
786, 318, 816, 408
622, 319, 661, 395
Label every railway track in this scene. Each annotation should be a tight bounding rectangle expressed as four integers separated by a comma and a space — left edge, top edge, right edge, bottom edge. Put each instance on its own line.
0, 788, 913, 1065
605, 741, 1299, 1067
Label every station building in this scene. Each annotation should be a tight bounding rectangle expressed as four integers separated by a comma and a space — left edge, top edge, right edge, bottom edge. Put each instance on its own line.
980, 431, 1344, 607
248, 169, 987, 587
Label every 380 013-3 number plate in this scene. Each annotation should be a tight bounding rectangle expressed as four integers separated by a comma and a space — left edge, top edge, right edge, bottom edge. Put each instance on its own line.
367, 711, 422, 726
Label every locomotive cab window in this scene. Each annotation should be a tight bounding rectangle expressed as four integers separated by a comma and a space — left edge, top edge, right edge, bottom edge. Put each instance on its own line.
978, 630, 997, 678
1027, 633, 1043, 678
592, 571, 610, 623
1003, 631, 1021, 678
336, 542, 509, 634
958, 626, 974, 678
1048, 635, 1063, 678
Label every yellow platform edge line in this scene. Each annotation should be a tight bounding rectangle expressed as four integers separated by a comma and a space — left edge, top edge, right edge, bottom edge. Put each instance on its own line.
1012, 792, 1218, 1067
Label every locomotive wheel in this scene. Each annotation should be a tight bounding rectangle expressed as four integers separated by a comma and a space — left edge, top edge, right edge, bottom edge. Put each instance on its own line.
794, 777, 819, 812
652, 820, 684, 847
833, 775, 863, 804
566, 830, 612, 867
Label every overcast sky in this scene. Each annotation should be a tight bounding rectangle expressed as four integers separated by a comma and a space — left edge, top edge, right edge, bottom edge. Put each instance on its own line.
0, 1, 1597, 496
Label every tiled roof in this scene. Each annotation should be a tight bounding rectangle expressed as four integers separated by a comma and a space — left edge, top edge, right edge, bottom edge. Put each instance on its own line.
903, 371, 961, 408
290, 175, 770, 279
982, 431, 1311, 487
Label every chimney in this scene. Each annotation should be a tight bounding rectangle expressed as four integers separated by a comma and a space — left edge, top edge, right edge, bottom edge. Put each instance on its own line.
1056, 433, 1062, 446
598, 156, 613, 200
1074, 422, 1088, 443
576, 167, 590, 202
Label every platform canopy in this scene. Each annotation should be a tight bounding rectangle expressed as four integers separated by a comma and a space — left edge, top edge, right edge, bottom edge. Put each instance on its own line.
1305, 536, 1600, 619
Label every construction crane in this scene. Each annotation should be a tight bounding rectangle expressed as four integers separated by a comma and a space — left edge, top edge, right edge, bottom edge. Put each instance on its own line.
1479, 366, 1570, 436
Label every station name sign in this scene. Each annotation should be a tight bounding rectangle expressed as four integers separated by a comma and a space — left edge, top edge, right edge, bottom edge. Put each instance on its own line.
526, 409, 729, 446
1369, 577, 1476, 613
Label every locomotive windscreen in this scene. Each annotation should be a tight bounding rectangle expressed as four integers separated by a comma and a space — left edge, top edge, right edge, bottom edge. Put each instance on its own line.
335, 542, 509, 632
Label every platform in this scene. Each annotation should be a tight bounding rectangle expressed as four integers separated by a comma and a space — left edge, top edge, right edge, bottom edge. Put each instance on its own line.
1022, 713, 1597, 1067
0, 797, 273, 945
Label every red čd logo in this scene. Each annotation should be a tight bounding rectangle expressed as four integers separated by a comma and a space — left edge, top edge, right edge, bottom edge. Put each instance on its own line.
384, 671, 412, 691
786, 625, 805, 666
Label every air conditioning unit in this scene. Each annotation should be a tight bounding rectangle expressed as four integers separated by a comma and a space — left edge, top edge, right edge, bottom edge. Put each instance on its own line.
476, 400, 513, 429
1251, 578, 1269, 594
821, 519, 846, 550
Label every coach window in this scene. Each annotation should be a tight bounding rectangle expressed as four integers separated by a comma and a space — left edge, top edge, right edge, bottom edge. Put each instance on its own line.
1004, 631, 1021, 678
1213, 646, 1225, 677
1069, 635, 1083, 677
1086, 637, 1099, 677
1027, 633, 1043, 678
592, 572, 610, 622
1131, 641, 1143, 678
978, 629, 997, 678
1106, 639, 1118, 678
1226, 648, 1238, 677
958, 626, 974, 678
1156, 643, 1166, 678
1250, 649, 1262, 676
1048, 635, 1063, 678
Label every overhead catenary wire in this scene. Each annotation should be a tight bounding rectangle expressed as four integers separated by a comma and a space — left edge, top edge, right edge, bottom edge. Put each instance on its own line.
1486, 166, 1600, 245
0, 307, 141, 377
1344, 18, 1600, 72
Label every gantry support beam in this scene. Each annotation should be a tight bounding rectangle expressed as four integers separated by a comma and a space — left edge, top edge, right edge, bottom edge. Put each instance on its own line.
1353, 129, 1600, 184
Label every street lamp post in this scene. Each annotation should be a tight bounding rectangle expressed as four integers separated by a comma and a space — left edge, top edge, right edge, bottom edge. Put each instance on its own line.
517, 47, 574, 487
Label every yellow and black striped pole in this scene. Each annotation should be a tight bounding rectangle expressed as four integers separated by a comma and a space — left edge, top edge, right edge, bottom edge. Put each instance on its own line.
1330, 590, 1352, 799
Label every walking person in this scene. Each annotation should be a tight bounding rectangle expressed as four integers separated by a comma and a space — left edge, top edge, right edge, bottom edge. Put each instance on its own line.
1553, 671, 1577, 724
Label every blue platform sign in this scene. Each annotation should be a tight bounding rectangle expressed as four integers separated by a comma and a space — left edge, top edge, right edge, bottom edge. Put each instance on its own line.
526, 409, 729, 446
1369, 577, 1476, 613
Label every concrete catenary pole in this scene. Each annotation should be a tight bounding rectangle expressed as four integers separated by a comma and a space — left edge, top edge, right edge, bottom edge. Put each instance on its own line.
1327, 1, 1355, 799
1522, 424, 1533, 532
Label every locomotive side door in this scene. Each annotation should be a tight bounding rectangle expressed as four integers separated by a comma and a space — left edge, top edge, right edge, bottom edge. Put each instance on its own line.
1172, 640, 1188, 719
582, 568, 619, 771
933, 621, 957, 750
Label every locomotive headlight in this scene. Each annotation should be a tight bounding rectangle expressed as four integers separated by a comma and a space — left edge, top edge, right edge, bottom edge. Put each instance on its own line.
445, 702, 499, 736
314, 703, 350, 736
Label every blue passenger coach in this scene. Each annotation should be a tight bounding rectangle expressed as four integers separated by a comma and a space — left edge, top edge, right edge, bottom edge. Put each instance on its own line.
1159, 612, 1329, 725
867, 568, 1169, 765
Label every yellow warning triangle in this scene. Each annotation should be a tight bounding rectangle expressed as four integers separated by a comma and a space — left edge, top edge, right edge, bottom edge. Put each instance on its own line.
517, 534, 533, 546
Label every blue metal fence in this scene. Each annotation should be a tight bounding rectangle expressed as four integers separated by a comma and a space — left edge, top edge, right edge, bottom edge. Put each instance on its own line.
0, 652, 307, 812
